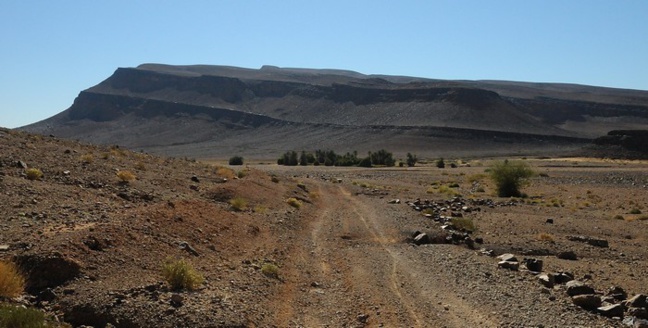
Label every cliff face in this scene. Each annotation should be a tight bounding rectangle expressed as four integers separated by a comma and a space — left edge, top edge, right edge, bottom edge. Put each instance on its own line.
21, 64, 648, 158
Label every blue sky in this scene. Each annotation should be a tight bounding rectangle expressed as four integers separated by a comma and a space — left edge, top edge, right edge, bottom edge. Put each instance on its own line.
1, 1, 647, 128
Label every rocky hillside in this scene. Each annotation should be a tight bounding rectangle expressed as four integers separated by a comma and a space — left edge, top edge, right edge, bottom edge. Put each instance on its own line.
21, 64, 648, 159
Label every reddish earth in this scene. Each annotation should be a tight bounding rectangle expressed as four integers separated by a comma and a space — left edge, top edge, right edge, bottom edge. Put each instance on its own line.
1, 128, 648, 327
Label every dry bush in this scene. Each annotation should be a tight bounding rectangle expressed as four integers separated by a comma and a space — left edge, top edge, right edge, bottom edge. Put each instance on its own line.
116, 170, 136, 183
216, 167, 235, 179
162, 259, 204, 291
134, 162, 147, 171
25, 168, 43, 181
537, 233, 555, 242
261, 263, 279, 279
286, 197, 302, 208
80, 154, 94, 164
0, 260, 25, 298
451, 217, 476, 232
229, 197, 248, 211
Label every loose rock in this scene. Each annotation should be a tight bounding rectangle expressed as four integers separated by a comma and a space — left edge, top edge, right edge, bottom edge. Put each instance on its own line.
566, 280, 595, 296
557, 251, 578, 260
598, 303, 624, 318
572, 294, 602, 310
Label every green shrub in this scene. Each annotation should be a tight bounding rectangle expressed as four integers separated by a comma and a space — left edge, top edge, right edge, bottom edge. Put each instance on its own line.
630, 208, 642, 214
261, 263, 279, 279
237, 170, 247, 179
489, 160, 534, 197
0, 261, 25, 298
229, 197, 248, 211
228, 156, 244, 165
406, 153, 417, 167
286, 197, 302, 208
271, 176, 279, 183
613, 214, 625, 220
436, 158, 445, 168
0, 304, 55, 328
162, 259, 204, 291
25, 168, 43, 181
451, 217, 476, 232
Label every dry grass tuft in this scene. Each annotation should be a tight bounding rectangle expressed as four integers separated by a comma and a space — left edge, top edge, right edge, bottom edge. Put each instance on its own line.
0, 260, 25, 298
537, 233, 555, 242
162, 258, 204, 291
25, 168, 43, 181
286, 197, 302, 208
116, 170, 136, 183
261, 263, 280, 279
216, 167, 235, 180
229, 197, 248, 211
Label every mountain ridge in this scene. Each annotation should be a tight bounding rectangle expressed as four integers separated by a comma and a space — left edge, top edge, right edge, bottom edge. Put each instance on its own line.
21, 64, 648, 159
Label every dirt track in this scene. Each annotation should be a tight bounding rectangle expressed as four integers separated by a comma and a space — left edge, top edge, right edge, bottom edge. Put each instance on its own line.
264, 167, 641, 327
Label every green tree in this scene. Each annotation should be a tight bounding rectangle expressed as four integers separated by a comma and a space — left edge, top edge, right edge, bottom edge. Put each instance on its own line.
229, 155, 244, 165
489, 160, 534, 197
299, 151, 308, 166
369, 149, 395, 167
406, 153, 417, 167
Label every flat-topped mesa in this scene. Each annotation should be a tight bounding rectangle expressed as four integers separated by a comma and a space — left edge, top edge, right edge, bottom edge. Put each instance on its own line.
19, 64, 648, 158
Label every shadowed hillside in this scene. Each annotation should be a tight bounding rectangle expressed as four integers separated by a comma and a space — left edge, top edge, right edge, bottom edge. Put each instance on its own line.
22, 64, 648, 159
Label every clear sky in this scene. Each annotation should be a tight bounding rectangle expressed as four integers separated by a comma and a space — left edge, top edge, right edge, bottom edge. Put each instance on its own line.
1, 1, 647, 128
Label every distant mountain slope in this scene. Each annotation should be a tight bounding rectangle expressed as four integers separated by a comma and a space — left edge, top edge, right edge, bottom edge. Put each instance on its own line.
21, 64, 648, 159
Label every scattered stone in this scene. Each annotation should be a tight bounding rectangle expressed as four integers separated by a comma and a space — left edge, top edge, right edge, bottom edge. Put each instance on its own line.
16, 160, 28, 168
554, 272, 575, 284
537, 273, 555, 288
357, 313, 369, 323
498, 261, 519, 271
623, 317, 648, 328
475, 237, 484, 244
0, 244, 9, 251
598, 303, 624, 318
497, 253, 518, 263
545, 218, 554, 224
464, 236, 475, 249
567, 235, 609, 248
572, 294, 602, 310
171, 293, 184, 306
117, 192, 132, 201
191, 175, 200, 182
607, 286, 628, 301
557, 251, 578, 260
524, 258, 543, 272
179, 241, 200, 257
627, 307, 648, 320
566, 280, 595, 296
388, 199, 400, 204
413, 233, 430, 246
625, 294, 648, 309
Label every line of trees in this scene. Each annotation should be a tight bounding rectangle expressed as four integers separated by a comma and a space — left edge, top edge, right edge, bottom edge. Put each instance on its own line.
277, 149, 397, 167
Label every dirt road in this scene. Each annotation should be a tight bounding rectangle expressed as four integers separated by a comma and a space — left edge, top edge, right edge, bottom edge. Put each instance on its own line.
273, 181, 500, 327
